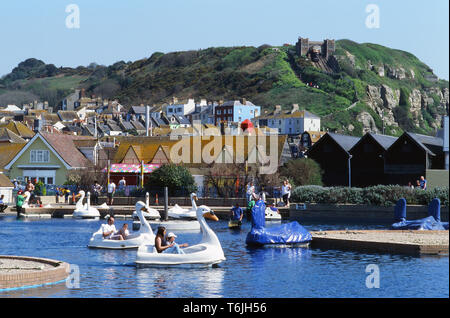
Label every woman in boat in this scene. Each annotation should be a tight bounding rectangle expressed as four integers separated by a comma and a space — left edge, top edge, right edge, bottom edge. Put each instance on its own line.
155, 226, 175, 253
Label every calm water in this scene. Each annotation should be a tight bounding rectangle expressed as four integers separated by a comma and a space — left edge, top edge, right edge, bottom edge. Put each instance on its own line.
0, 215, 448, 298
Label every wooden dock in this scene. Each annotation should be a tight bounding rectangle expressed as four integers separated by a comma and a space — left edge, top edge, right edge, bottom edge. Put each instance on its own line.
310, 230, 449, 255
8, 205, 290, 220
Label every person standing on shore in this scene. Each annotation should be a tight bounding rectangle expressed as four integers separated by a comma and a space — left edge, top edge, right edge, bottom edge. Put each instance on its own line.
281, 180, 291, 208
92, 181, 102, 205
118, 177, 126, 192
107, 181, 116, 205
419, 176, 427, 190
246, 181, 255, 204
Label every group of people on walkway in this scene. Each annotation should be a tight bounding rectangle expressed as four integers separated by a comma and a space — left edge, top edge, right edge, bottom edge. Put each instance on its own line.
245, 180, 292, 207
408, 176, 427, 190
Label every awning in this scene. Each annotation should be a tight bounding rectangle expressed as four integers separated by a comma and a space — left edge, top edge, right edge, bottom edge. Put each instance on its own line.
102, 163, 161, 173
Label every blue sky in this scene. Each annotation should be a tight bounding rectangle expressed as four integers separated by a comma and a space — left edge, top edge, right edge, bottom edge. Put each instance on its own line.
0, 0, 448, 79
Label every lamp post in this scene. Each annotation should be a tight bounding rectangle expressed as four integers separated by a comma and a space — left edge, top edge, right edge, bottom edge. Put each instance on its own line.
348, 154, 352, 188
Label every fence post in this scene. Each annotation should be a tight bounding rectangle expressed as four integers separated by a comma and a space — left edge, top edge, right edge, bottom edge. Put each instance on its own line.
164, 187, 168, 221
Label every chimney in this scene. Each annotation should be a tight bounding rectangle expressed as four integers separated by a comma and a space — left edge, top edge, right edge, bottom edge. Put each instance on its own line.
274, 105, 282, 114
172, 97, 178, 104
146, 105, 150, 137
291, 104, 299, 113
240, 98, 247, 105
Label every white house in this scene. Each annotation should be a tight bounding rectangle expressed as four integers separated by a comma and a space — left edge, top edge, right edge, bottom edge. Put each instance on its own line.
165, 98, 196, 116
253, 104, 321, 135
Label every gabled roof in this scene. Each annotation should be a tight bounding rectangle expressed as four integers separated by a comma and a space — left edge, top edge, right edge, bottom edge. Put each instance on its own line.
0, 143, 27, 171
350, 132, 397, 152
327, 133, 360, 152
39, 133, 94, 168
58, 111, 80, 122
0, 127, 27, 144
394, 132, 439, 156
407, 132, 443, 148
120, 121, 135, 131
0, 121, 35, 139
221, 100, 256, 107
0, 173, 14, 187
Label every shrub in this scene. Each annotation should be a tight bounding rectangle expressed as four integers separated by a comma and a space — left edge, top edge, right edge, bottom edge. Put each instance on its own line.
291, 185, 449, 207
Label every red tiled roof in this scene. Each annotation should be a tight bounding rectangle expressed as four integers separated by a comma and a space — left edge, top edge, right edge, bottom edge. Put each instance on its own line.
40, 132, 94, 168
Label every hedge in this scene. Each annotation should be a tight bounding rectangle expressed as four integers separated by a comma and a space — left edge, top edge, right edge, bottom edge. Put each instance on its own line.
290, 185, 449, 207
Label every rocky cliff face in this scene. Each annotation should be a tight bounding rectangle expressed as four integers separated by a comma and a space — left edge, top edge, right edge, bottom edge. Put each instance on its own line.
360, 85, 448, 133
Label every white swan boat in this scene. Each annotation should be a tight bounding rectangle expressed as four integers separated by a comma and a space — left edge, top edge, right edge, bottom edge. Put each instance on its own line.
88, 201, 155, 249
265, 207, 282, 221
22, 191, 31, 208
149, 193, 211, 231
72, 191, 100, 219
132, 193, 161, 220
135, 193, 226, 267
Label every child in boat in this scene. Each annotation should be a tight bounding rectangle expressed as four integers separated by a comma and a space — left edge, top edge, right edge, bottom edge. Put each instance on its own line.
165, 232, 188, 254
118, 223, 129, 240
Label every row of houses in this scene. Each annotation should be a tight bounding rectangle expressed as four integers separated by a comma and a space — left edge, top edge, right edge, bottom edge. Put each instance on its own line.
0, 127, 292, 190
307, 116, 449, 187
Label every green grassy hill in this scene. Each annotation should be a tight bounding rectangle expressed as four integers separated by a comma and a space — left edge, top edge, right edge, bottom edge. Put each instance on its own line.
0, 40, 448, 136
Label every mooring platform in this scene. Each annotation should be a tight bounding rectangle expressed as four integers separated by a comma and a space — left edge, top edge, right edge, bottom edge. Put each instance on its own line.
0, 255, 70, 291
310, 230, 449, 255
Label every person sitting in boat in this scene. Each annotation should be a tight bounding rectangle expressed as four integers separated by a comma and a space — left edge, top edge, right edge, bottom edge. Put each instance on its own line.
165, 232, 188, 254
268, 203, 280, 214
101, 216, 124, 240
230, 203, 244, 222
117, 223, 130, 240
155, 226, 175, 253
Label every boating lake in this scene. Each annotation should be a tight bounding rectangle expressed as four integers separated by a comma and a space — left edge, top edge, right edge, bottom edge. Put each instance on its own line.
0, 215, 448, 298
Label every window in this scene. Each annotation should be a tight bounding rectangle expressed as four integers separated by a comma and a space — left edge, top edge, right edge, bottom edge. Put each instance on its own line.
228, 109, 233, 114
228, 116, 232, 121
30, 150, 50, 163
239, 117, 242, 122
47, 177, 54, 185
217, 110, 221, 115
177, 107, 182, 113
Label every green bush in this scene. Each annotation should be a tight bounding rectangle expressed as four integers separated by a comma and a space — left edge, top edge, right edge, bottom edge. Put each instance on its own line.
35, 181, 47, 196
291, 185, 449, 207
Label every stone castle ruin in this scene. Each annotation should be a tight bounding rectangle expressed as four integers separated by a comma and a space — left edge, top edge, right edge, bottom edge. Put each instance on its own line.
295, 37, 339, 73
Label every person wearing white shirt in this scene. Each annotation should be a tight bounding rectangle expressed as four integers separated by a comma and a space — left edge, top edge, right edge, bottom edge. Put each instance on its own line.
107, 181, 116, 205
246, 182, 255, 204
281, 180, 291, 207
101, 216, 122, 240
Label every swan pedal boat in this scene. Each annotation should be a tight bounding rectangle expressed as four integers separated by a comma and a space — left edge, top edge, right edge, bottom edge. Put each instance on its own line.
264, 207, 282, 221
73, 191, 100, 219
132, 193, 161, 221
135, 193, 226, 267
88, 201, 155, 249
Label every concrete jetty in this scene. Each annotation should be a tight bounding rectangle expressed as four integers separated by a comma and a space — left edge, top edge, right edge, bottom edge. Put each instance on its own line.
0, 255, 70, 291
310, 230, 449, 255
